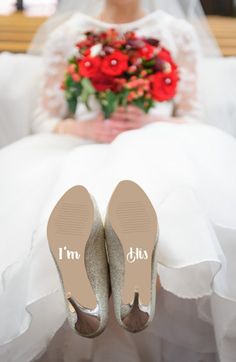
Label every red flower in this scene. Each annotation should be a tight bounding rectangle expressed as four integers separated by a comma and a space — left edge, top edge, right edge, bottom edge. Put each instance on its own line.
79, 56, 101, 78
76, 38, 93, 49
125, 31, 136, 40
107, 29, 119, 39
84, 48, 91, 56
158, 47, 177, 70
71, 73, 81, 82
139, 43, 155, 60
101, 51, 128, 76
91, 75, 116, 92
67, 64, 76, 75
151, 71, 178, 102
113, 40, 126, 49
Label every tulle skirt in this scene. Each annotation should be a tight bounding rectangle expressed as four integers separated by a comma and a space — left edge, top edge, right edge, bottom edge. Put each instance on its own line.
0, 122, 236, 362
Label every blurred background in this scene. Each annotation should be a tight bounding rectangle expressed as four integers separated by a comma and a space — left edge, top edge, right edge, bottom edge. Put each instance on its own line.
0, 0, 236, 56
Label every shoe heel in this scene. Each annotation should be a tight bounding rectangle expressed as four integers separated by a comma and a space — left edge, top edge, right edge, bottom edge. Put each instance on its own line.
107, 180, 158, 332
47, 186, 105, 337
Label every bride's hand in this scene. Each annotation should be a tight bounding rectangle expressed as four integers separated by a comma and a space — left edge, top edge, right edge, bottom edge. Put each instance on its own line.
110, 105, 156, 130
54, 114, 130, 143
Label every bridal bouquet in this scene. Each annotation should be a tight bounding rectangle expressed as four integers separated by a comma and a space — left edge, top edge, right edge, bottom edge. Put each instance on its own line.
62, 29, 179, 118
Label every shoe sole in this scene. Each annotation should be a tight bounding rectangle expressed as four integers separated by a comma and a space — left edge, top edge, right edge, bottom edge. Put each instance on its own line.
107, 180, 158, 306
47, 186, 97, 310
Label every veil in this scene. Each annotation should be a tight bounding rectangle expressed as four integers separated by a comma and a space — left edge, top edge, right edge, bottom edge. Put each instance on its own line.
28, 0, 221, 57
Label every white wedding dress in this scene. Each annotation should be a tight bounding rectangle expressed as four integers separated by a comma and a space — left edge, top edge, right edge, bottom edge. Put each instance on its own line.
0, 10, 236, 362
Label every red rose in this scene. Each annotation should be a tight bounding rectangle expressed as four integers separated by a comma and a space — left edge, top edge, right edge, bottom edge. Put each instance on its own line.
79, 56, 101, 78
139, 43, 155, 60
158, 47, 177, 70
151, 71, 178, 102
91, 75, 116, 92
101, 51, 128, 76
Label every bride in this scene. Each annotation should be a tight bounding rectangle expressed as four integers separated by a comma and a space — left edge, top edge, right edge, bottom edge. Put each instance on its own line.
0, 0, 236, 361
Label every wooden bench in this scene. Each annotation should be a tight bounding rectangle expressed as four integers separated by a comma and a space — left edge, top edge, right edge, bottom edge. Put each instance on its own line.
0, 12, 236, 56
0, 12, 45, 53
207, 16, 236, 56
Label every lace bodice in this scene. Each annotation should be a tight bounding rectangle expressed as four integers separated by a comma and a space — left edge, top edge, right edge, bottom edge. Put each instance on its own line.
32, 10, 202, 133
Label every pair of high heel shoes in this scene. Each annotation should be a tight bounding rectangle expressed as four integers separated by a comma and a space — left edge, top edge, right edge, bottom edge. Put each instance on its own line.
47, 180, 159, 338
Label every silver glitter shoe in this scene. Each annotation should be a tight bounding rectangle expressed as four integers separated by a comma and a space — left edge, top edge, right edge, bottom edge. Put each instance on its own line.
47, 186, 109, 338
105, 180, 159, 333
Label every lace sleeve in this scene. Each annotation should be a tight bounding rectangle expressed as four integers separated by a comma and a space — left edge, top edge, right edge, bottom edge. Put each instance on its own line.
172, 20, 203, 123
32, 24, 71, 133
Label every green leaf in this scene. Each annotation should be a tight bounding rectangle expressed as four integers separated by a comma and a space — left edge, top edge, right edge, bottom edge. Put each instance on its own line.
64, 75, 82, 95
142, 59, 155, 67
64, 75, 74, 89
81, 77, 95, 94
67, 95, 78, 115
63, 75, 83, 115
117, 89, 130, 107
99, 90, 118, 119
68, 56, 77, 64
80, 78, 96, 110
131, 97, 155, 113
